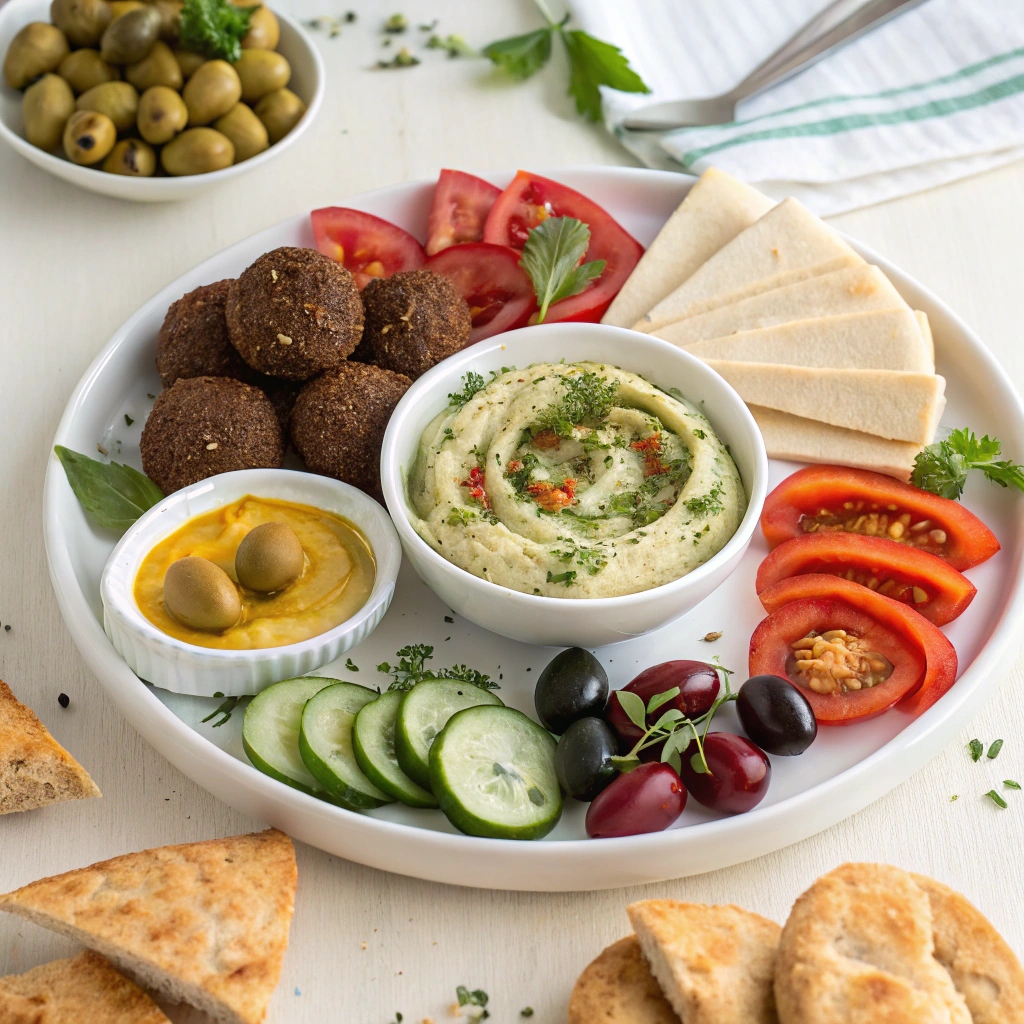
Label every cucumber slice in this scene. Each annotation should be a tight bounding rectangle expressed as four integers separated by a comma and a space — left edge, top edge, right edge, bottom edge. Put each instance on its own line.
429, 706, 562, 840
242, 676, 337, 796
395, 679, 503, 790
299, 683, 393, 810
352, 692, 438, 809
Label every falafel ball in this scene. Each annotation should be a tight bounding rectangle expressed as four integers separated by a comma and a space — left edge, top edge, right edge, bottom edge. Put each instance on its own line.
226, 247, 364, 382
290, 362, 411, 499
363, 269, 471, 379
156, 280, 254, 388
140, 376, 284, 494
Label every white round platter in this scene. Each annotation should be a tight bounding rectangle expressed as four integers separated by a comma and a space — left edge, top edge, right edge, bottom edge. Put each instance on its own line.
43, 167, 1024, 891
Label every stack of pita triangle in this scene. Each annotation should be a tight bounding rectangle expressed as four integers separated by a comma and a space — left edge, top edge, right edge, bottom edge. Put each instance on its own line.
603, 168, 945, 480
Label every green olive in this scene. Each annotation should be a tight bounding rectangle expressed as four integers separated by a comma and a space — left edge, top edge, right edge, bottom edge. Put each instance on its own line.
22, 73, 75, 151
50, 0, 111, 48
254, 86, 304, 144
3, 23, 70, 90
233, 49, 288, 104
149, 0, 182, 41
58, 48, 120, 93
76, 80, 138, 132
108, 0, 144, 17
160, 126, 233, 175
163, 556, 241, 631
182, 59, 241, 126
136, 83, 186, 143
102, 136, 156, 174
173, 47, 204, 80
213, 102, 267, 162
63, 108, 116, 164
125, 39, 181, 90
235, 522, 304, 592
240, 4, 279, 50
100, 4, 160, 64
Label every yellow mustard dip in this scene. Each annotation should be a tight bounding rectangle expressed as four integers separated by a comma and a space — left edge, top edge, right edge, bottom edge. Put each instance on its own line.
134, 496, 375, 649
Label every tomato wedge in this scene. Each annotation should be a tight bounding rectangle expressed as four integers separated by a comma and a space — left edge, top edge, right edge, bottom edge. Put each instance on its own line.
755, 533, 977, 626
425, 169, 501, 256
310, 207, 426, 289
483, 170, 644, 323
757, 574, 958, 718
425, 243, 535, 344
761, 465, 1000, 571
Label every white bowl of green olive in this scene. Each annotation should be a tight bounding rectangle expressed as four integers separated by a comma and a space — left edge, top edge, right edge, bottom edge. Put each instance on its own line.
0, 0, 323, 201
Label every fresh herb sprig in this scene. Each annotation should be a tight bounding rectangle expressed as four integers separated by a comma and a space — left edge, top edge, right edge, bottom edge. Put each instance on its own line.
537, 369, 618, 437
179, 0, 257, 62
482, 0, 650, 120
519, 217, 605, 323
448, 367, 515, 407
54, 446, 164, 534
456, 986, 490, 1019
377, 644, 498, 692
912, 428, 1024, 500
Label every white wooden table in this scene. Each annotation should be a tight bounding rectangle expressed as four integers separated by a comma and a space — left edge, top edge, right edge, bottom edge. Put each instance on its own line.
2, 2, 1024, 1020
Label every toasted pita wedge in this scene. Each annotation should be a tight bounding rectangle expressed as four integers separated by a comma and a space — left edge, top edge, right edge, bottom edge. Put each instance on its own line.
628, 901, 780, 1024
0, 679, 100, 815
634, 198, 864, 332
705, 362, 945, 444
0, 950, 170, 1024
650, 265, 909, 347
568, 935, 680, 1024
0, 829, 296, 1024
749, 406, 923, 480
912, 873, 1024, 1024
602, 168, 773, 330
685, 309, 933, 372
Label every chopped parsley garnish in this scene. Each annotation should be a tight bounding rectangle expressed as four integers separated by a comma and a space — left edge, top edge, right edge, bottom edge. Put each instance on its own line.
547, 569, 577, 586
985, 789, 1009, 809
345, 658, 359, 672
912, 428, 1024, 500
692, 428, 706, 439
447, 506, 478, 527
969, 738, 984, 762
456, 986, 490, 1019
124, 414, 134, 426
553, 535, 607, 575
449, 372, 487, 406
442, 426, 455, 442
988, 738, 1004, 759
504, 452, 540, 494
1005, 780, 1022, 790
537, 370, 618, 437
377, 644, 498, 692
685, 483, 725, 518
179, 0, 257, 62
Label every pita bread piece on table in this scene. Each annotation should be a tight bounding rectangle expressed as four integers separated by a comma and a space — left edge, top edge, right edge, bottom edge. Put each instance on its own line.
601, 167, 774, 330
634, 198, 865, 333
0, 950, 171, 1024
0, 679, 100, 815
775, 863, 972, 1024
627, 901, 781, 1024
0, 829, 296, 1024
569, 935, 680, 1024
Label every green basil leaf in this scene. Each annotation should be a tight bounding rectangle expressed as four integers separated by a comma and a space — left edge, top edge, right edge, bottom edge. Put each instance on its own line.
482, 27, 552, 81
615, 690, 647, 730
559, 29, 650, 121
647, 686, 680, 715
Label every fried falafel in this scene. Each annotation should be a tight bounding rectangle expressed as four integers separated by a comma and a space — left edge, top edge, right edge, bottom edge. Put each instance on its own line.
140, 376, 284, 494
226, 247, 364, 382
290, 362, 411, 499
363, 269, 471, 379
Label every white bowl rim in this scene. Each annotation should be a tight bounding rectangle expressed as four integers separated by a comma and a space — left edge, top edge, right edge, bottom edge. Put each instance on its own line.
379, 322, 770, 610
100, 467, 402, 663
0, 0, 325, 196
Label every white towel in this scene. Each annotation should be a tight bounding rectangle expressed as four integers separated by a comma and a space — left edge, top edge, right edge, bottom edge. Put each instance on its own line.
568, 0, 1024, 214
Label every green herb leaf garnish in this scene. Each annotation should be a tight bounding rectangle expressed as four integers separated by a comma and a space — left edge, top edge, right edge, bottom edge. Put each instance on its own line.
546, 569, 577, 586
1004, 779, 1021, 790
377, 644, 497, 692
615, 690, 647, 730
54, 445, 164, 534
482, 27, 552, 80
456, 986, 490, 1018
985, 789, 1009, 809
912, 427, 1024, 500
988, 738, 1004, 759
519, 217, 605, 324
179, 0, 257, 63
969, 738, 984, 762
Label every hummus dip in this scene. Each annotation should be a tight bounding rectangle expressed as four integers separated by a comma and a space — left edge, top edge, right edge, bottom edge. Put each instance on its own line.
407, 362, 746, 598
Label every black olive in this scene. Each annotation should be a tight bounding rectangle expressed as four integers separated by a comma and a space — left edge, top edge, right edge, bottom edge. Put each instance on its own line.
534, 647, 609, 735
554, 717, 618, 801
737, 674, 817, 756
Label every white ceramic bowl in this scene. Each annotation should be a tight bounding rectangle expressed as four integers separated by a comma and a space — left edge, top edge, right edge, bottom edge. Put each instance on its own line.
380, 323, 769, 648
0, 0, 324, 202
100, 468, 401, 696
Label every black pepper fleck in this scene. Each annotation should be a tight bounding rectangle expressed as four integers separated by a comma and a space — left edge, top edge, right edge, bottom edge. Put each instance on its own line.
58, 692, 70, 708
444, 615, 454, 623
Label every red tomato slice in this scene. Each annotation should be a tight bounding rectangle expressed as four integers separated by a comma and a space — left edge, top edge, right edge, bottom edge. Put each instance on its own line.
760, 465, 1000, 572
483, 170, 644, 323
425, 243, 535, 345
758, 574, 958, 717
425, 169, 502, 256
310, 207, 425, 289
755, 533, 977, 626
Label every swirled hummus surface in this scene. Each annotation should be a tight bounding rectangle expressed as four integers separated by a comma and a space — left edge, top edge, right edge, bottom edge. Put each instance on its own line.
407, 362, 746, 598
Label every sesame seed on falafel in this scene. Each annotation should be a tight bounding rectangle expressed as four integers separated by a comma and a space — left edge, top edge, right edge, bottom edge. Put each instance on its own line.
290, 362, 411, 499
363, 269, 471, 380
140, 376, 284, 495
226, 247, 364, 382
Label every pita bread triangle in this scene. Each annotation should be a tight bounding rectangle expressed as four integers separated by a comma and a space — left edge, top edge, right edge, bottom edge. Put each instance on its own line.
601, 167, 773, 330
0, 829, 296, 1024
0, 950, 171, 1024
0, 678, 100, 815
634, 197, 864, 332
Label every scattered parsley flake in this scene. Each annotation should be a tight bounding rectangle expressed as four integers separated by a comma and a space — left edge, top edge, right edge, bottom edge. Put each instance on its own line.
547, 569, 577, 586
345, 658, 359, 672
985, 789, 1009, 809
950, 794, 959, 802
1004, 779, 1022, 790
521, 1010, 534, 1019
124, 414, 134, 426
376, 46, 419, 68
383, 13, 407, 32
969, 738, 984, 762
988, 738, 1004, 759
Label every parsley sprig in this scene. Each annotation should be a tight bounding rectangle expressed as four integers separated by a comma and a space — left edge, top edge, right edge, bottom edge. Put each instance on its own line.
912, 428, 1024, 500
377, 644, 498, 692
179, 0, 257, 62
520, 217, 606, 323
482, 0, 650, 120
